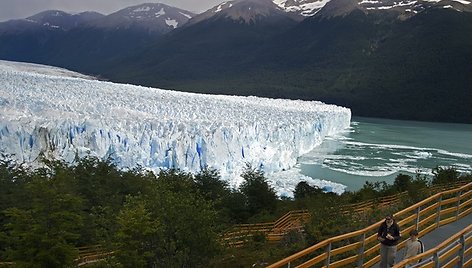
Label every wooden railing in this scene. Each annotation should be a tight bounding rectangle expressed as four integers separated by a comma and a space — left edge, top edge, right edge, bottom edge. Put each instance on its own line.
221, 210, 311, 247
394, 224, 472, 268
222, 192, 410, 247
75, 245, 113, 267
267, 181, 472, 268
222, 181, 469, 247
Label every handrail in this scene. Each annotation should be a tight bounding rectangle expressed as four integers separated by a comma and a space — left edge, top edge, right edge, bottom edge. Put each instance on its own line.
267, 181, 472, 268
223, 181, 469, 246
222, 192, 406, 245
394, 224, 472, 267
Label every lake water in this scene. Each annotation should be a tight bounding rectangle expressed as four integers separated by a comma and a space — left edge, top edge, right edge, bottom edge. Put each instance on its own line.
298, 117, 472, 192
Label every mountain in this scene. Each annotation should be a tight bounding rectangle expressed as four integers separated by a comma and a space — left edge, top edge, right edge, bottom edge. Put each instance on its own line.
263, 3, 472, 122
0, 11, 104, 33
105, 0, 472, 123
273, 0, 334, 16
26, 10, 105, 30
0, 3, 194, 73
0, 11, 104, 63
186, 0, 304, 26
86, 3, 194, 33
0, 0, 470, 123
315, 0, 472, 18
104, 0, 302, 87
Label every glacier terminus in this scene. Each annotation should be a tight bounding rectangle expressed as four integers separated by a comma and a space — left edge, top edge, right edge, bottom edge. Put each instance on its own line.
0, 60, 351, 194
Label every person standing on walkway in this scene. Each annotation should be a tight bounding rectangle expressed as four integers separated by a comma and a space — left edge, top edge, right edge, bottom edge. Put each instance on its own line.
403, 229, 424, 266
377, 215, 401, 267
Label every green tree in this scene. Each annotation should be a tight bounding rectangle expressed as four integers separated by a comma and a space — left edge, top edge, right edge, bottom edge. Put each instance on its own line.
152, 171, 221, 267
239, 164, 278, 217
221, 190, 250, 223
432, 166, 460, 185
3, 176, 83, 267
194, 168, 229, 202
393, 173, 412, 192
114, 196, 162, 268
407, 172, 429, 202
294, 181, 323, 200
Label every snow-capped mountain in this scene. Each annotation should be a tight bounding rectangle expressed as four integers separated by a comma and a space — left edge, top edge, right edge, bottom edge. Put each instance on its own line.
0, 3, 195, 74
274, 0, 471, 18
313, 0, 472, 18
26, 10, 105, 30
0, 1, 470, 125
0, 60, 351, 193
0, 3, 194, 34
356, 0, 472, 13
88, 3, 194, 33
191, 0, 471, 23
186, 0, 304, 26
190, 0, 333, 22
273, 0, 334, 16
0, 10, 104, 33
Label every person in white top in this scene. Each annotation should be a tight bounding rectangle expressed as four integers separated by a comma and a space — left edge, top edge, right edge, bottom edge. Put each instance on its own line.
404, 229, 424, 266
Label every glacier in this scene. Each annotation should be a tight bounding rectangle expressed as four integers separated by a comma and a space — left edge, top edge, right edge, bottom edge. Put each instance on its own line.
0, 60, 351, 194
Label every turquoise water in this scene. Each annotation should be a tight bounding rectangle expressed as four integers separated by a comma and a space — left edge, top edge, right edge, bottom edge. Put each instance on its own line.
298, 117, 472, 192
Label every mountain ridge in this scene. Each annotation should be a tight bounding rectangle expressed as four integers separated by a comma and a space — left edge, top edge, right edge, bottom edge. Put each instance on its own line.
0, 1, 471, 123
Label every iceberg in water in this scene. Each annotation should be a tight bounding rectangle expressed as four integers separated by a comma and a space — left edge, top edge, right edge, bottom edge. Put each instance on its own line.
0, 60, 351, 191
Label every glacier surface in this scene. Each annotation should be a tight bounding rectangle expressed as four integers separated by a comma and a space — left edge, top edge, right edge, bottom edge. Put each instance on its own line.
0, 60, 351, 193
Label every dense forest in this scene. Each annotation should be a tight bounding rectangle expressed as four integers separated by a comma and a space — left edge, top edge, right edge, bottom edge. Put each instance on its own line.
0, 157, 470, 267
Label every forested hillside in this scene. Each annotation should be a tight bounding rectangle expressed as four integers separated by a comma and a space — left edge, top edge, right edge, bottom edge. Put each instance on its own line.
106, 8, 472, 123
1, 157, 470, 267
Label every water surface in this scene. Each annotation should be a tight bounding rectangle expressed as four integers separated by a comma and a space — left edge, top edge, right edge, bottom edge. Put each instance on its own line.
299, 117, 472, 191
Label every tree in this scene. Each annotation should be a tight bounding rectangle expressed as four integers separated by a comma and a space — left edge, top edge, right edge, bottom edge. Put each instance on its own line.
3, 176, 83, 267
221, 190, 250, 223
294, 181, 323, 200
152, 170, 222, 267
0, 160, 31, 261
393, 173, 412, 192
114, 196, 162, 268
432, 166, 460, 185
239, 164, 278, 217
194, 168, 230, 202
407, 172, 429, 202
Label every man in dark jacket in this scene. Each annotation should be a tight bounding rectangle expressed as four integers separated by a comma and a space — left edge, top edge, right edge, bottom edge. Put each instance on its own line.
377, 215, 401, 267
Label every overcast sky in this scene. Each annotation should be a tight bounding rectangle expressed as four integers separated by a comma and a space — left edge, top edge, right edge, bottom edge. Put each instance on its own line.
0, 0, 225, 22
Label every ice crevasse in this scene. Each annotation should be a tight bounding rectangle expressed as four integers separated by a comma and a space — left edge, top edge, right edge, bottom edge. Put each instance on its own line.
0, 60, 351, 188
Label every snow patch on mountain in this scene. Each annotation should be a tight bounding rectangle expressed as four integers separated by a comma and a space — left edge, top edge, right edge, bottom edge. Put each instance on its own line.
93, 3, 193, 33
358, 0, 470, 12
214, 2, 234, 13
453, 0, 470, 4
165, 18, 178, 28
134, 6, 152, 12
179, 12, 193, 18
0, 60, 351, 193
273, 0, 332, 15
155, 8, 166, 17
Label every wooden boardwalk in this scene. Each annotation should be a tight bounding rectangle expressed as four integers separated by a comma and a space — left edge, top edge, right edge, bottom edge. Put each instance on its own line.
390, 212, 472, 268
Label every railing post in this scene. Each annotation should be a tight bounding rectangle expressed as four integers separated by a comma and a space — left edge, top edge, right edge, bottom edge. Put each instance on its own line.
433, 252, 440, 268
458, 234, 465, 267
325, 242, 332, 268
357, 233, 366, 267
435, 196, 442, 227
415, 207, 421, 230
455, 190, 462, 219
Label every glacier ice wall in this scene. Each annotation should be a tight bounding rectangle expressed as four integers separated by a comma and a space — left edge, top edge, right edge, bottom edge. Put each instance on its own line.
0, 60, 351, 187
